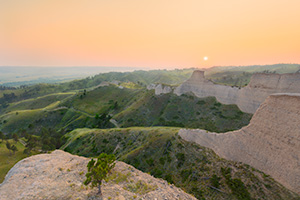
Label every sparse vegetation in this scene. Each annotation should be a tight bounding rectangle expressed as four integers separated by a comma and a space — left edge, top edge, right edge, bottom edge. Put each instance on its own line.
107, 171, 131, 184
0, 83, 251, 134
114, 91, 251, 132
63, 127, 299, 200
0, 139, 37, 183
124, 180, 157, 195
1, 65, 300, 199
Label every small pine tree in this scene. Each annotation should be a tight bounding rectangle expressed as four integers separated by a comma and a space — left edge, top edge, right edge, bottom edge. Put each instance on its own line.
23, 135, 38, 156
12, 133, 18, 143
11, 145, 18, 155
23, 148, 31, 156
84, 153, 116, 199
6, 141, 11, 154
211, 174, 221, 188
0, 131, 4, 142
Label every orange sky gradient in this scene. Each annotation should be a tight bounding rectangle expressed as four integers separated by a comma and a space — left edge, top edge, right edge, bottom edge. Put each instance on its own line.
0, 0, 300, 69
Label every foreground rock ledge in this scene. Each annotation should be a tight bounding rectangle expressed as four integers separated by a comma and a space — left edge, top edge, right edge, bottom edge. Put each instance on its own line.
179, 93, 300, 194
0, 150, 196, 200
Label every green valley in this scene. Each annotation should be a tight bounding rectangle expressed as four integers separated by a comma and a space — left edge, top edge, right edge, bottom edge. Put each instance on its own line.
0, 65, 299, 199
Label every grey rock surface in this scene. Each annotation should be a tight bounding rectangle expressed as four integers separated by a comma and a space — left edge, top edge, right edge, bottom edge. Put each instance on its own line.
147, 83, 173, 95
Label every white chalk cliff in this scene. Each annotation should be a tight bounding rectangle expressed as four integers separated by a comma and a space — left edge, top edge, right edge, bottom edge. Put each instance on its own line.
174, 70, 300, 113
179, 93, 300, 194
147, 83, 173, 95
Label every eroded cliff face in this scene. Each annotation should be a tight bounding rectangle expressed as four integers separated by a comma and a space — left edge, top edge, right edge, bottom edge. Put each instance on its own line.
147, 83, 173, 95
247, 73, 300, 92
0, 150, 196, 200
179, 94, 300, 194
174, 70, 300, 113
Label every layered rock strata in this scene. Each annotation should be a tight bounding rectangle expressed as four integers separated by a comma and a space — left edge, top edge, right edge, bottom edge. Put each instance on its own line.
174, 70, 300, 113
179, 93, 300, 194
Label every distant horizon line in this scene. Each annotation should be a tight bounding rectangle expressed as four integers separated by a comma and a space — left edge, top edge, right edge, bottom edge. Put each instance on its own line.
0, 63, 299, 69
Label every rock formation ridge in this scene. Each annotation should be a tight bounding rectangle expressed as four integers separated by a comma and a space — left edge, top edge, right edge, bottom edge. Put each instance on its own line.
147, 83, 173, 95
174, 70, 300, 113
179, 93, 300, 194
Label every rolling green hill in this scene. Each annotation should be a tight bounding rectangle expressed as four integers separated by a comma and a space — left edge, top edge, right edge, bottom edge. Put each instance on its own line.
0, 85, 252, 134
2, 92, 74, 113
1, 64, 299, 107
0, 66, 299, 199
0, 139, 38, 183
67, 85, 145, 115
62, 127, 299, 200
114, 91, 251, 132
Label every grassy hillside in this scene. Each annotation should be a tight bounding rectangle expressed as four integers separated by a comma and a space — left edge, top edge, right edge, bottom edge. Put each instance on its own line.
60, 69, 194, 88
0, 87, 122, 133
205, 64, 300, 87
0, 84, 252, 134
0, 68, 194, 112
68, 85, 145, 115
67, 86, 252, 133
4, 64, 299, 134
0, 66, 299, 199
5, 92, 74, 113
0, 104, 110, 134
115, 91, 252, 132
206, 64, 300, 74
62, 127, 299, 200
60, 64, 299, 89
0, 139, 34, 183
0, 84, 71, 107
207, 71, 253, 87
0, 91, 87, 133
1, 64, 299, 107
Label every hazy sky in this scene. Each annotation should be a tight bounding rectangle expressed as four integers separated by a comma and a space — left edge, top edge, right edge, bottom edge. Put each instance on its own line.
0, 0, 299, 68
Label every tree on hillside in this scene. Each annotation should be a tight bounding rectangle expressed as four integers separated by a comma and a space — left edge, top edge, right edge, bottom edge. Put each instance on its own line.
109, 101, 119, 110
23, 135, 38, 156
11, 145, 18, 155
6, 141, 11, 154
19, 128, 28, 137
95, 113, 112, 128
84, 153, 116, 199
0, 131, 4, 142
12, 133, 19, 143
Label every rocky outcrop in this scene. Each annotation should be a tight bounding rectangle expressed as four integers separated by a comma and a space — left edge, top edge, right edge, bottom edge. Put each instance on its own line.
147, 83, 173, 95
96, 81, 110, 87
0, 150, 196, 200
179, 93, 300, 194
174, 70, 300, 113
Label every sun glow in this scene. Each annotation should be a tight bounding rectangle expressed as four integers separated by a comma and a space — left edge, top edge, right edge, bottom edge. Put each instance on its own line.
0, 1, 300, 67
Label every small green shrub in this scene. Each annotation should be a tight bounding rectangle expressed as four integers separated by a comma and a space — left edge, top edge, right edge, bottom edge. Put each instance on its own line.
210, 174, 221, 188
124, 180, 157, 195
